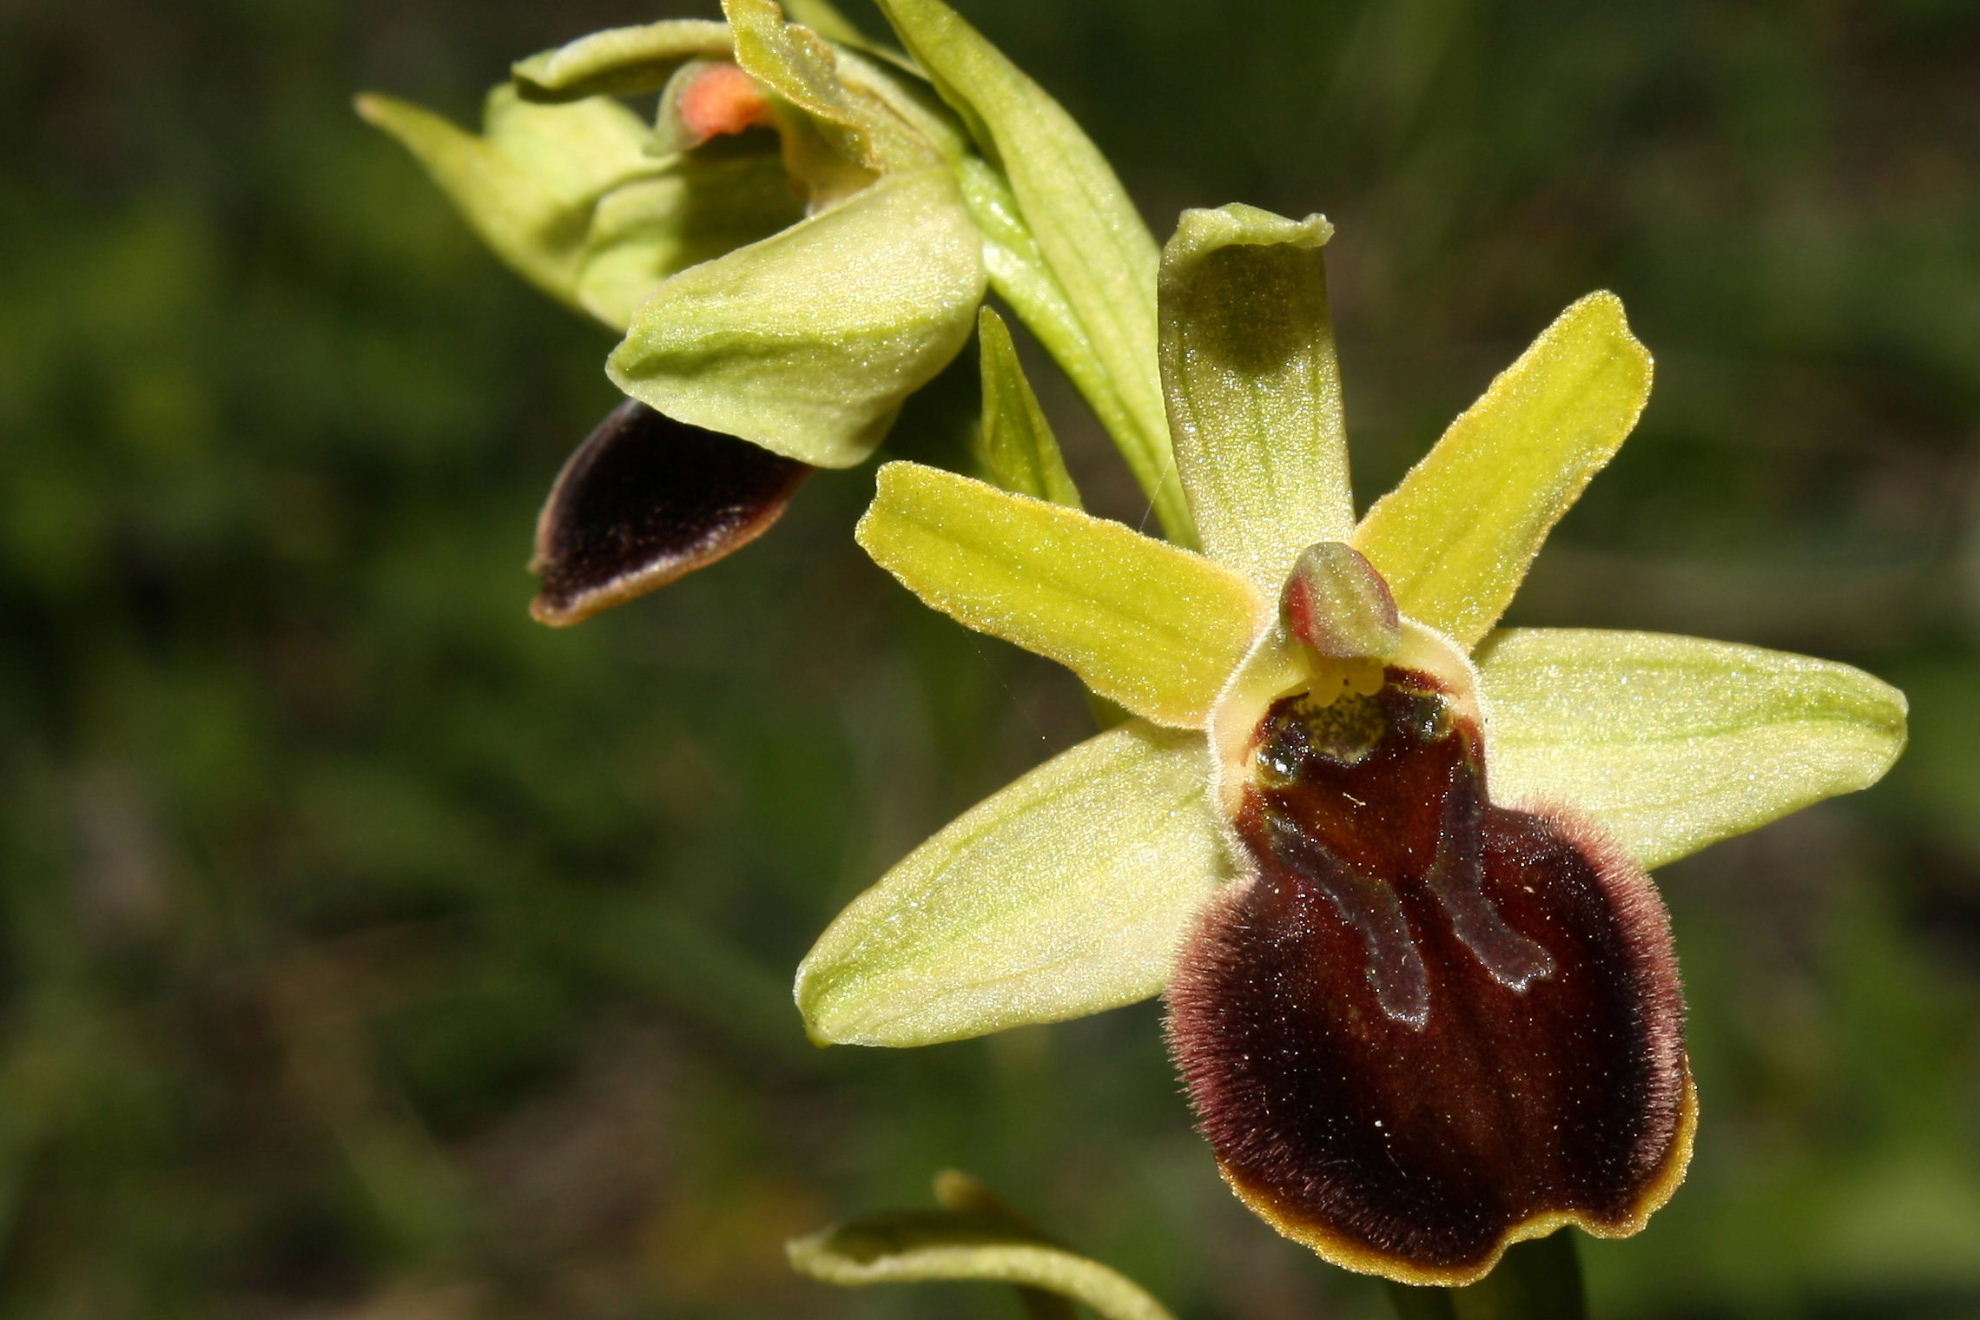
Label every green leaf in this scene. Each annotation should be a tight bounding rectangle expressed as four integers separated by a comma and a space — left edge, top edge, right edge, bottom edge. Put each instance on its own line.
1475, 628, 1908, 870
510, 19, 734, 100
974, 308, 1080, 507
356, 87, 655, 317
1352, 292, 1653, 648
856, 462, 1266, 726
875, 0, 1188, 542
789, 1172, 1177, 1320
1159, 204, 1354, 590
607, 167, 984, 467
573, 148, 803, 330
796, 719, 1225, 1045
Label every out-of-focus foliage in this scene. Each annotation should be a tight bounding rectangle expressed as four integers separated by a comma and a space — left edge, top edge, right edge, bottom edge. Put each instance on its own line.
0, 1, 1973, 1318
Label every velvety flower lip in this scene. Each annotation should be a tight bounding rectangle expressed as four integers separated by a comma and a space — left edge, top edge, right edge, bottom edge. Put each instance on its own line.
1172, 612, 1694, 1284
798, 201, 1907, 1283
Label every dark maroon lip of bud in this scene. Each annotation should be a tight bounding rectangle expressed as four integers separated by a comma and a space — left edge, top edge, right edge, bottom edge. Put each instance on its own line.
1169, 670, 1692, 1285
530, 399, 812, 626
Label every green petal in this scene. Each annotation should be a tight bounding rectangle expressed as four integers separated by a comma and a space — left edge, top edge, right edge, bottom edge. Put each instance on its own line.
796, 720, 1225, 1045
1352, 292, 1653, 648
1158, 205, 1354, 590
607, 167, 984, 467
875, 0, 1188, 542
356, 86, 654, 316
510, 19, 735, 100
974, 308, 1081, 507
789, 1172, 1177, 1320
1476, 628, 1908, 870
856, 462, 1266, 726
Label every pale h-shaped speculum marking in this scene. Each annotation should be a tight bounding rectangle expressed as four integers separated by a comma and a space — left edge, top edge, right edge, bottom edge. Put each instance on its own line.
1251, 718, 1555, 1031
1259, 810, 1433, 1029
1424, 757, 1557, 994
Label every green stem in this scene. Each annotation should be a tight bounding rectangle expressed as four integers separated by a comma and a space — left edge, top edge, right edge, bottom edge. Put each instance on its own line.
1383, 1233, 1588, 1320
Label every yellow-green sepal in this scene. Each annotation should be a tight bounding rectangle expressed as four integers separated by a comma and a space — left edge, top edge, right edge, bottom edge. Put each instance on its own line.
1158, 205, 1354, 591
974, 308, 1081, 507
856, 462, 1267, 726
355, 86, 656, 319
789, 1172, 1177, 1320
795, 720, 1226, 1046
1477, 627, 1908, 869
1353, 291, 1653, 648
606, 167, 985, 467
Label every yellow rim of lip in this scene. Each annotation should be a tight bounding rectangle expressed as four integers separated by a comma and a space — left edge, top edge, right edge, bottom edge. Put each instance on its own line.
1220, 1071, 1699, 1288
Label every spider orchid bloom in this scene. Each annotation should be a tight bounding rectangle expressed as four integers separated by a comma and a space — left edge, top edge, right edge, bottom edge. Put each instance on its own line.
795, 206, 1907, 1285
358, 0, 1190, 626
358, 0, 991, 622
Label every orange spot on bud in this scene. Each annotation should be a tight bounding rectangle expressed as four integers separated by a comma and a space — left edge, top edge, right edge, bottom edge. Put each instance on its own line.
677, 63, 773, 145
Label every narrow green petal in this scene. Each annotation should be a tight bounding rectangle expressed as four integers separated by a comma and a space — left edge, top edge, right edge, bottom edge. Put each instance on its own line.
510, 19, 734, 100
1159, 205, 1353, 589
856, 463, 1266, 726
789, 1172, 1177, 1320
796, 720, 1225, 1046
607, 167, 984, 467
874, 0, 1187, 542
1476, 628, 1908, 870
975, 308, 1081, 507
1352, 292, 1653, 648
356, 87, 652, 314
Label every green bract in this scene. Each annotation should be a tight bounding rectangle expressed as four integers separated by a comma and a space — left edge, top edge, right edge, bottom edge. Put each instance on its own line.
799, 200, 1907, 1050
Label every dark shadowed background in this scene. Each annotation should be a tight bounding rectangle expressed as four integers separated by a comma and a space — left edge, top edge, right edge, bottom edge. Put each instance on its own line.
2, 0, 1975, 1316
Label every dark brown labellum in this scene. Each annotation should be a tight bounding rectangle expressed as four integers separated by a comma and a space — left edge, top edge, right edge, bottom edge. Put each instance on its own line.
530, 399, 811, 626
1168, 671, 1692, 1285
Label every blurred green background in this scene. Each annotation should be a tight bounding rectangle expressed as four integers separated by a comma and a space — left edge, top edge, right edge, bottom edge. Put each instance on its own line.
2, 0, 1975, 1316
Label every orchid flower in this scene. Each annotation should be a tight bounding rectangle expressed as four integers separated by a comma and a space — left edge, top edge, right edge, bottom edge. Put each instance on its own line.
359, 0, 1909, 1292
795, 205, 1907, 1286
357, 0, 1190, 625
